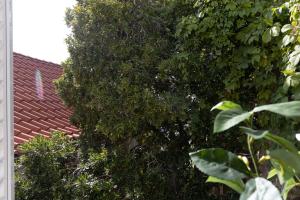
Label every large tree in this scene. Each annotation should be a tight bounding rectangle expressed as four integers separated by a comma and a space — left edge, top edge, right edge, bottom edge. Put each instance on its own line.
55, 0, 300, 199
56, 0, 216, 199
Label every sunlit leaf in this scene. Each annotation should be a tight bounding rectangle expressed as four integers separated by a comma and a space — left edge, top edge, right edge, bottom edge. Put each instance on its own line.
240, 178, 282, 200
271, 26, 280, 37
289, 49, 300, 67
282, 35, 295, 46
267, 168, 277, 179
211, 101, 242, 111
281, 24, 293, 33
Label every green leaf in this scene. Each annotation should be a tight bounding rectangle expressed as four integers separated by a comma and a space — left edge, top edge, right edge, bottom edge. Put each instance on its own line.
214, 101, 300, 133
269, 149, 300, 174
282, 35, 295, 46
206, 176, 244, 194
214, 109, 252, 133
271, 159, 294, 184
267, 168, 277, 179
282, 178, 300, 200
190, 148, 250, 180
225, 2, 236, 11
211, 101, 242, 111
239, 127, 268, 139
239, 127, 297, 153
289, 49, 300, 67
265, 134, 298, 154
240, 178, 282, 200
283, 75, 300, 90
262, 29, 272, 43
287, 75, 300, 88
252, 101, 300, 117
281, 24, 293, 33
271, 26, 280, 37
282, 69, 296, 76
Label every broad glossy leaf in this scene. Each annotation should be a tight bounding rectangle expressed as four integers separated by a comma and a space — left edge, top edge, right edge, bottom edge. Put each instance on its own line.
289, 49, 300, 67
271, 26, 280, 37
190, 148, 250, 180
206, 176, 244, 194
282, 35, 295, 46
271, 159, 294, 184
215, 101, 300, 133
239, 127, 297, 153
282, 69, 296, 76
267, 168, 277, 179
281, 24, 293, 33
214, 109, 252, 133
269, 149, 300, 174
285, 75, 300, 88
252, 101, 300, 117
265, 134, 298, 154
239, 127, 268, 139
262, 29, 272, 43
211, 101, 242, 111
240, 178, 282, 200
282, 178, 300, 200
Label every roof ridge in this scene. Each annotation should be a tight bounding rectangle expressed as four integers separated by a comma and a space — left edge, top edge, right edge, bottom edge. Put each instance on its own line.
13, 52, 62, 67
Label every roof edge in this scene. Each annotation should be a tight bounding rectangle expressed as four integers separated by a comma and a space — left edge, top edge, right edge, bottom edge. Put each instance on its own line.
13, 52, 62, 67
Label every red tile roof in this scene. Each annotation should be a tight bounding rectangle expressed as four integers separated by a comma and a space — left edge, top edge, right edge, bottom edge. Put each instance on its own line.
13, 53, 79, 148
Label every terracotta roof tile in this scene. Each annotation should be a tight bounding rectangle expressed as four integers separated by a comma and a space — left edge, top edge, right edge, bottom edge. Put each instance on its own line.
14, 116, 21, 123
17, 133, 35, 140
18, 121, 41, 132
30, 120, 51, 130
38, 130, 51, 137
14, 123, 31, 134
29, 131, 47, 138
13, 53, 80, 150
39, 119, 58, 129
57, 128, 73, 135
14, 136, 28, 144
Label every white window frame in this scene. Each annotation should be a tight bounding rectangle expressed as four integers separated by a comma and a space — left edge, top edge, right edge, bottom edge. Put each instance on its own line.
0, 0, 14, 199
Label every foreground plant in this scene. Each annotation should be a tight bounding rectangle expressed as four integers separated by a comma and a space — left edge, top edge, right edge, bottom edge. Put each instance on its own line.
190, 101, 300, 199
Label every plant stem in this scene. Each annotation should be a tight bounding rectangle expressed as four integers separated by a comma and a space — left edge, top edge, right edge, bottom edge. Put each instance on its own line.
295, 175, 300, 182
247, 135, 259, 177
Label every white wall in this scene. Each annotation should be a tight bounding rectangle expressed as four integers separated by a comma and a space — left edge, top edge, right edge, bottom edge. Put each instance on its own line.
0, 0, 14, 199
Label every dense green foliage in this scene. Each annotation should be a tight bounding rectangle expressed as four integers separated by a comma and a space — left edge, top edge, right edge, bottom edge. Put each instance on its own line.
15, 133, 118, 200
190, 101, 300, 199
16, 0, 300, 199
56, 0, 224, 199
16, 133, 76, 200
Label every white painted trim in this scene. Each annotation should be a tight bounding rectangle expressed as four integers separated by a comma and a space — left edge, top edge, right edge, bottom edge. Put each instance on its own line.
0, 0, 14, 199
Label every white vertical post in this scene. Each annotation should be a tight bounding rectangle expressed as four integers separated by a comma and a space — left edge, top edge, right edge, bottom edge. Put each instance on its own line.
0, 0, 13, 199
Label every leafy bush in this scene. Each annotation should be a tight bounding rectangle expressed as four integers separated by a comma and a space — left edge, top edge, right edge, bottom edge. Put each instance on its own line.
15, 132, 118, 200
190, 101, 300, 199
15, 132, 77, 200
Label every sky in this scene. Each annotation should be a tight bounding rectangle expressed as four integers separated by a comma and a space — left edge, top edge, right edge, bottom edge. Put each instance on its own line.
13, 0, 76, 64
